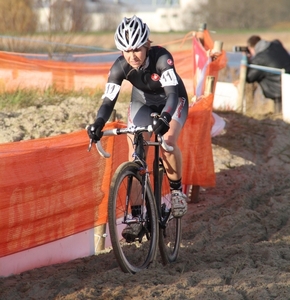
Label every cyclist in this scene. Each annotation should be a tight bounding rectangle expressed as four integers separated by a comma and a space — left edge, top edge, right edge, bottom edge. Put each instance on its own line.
87, 15, 188, 240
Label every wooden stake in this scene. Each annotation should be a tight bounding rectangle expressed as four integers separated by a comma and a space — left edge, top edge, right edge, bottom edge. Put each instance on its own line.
237, 53, 248, 113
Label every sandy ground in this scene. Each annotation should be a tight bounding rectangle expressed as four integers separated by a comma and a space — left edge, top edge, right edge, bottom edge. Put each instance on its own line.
1, 98, 290, 299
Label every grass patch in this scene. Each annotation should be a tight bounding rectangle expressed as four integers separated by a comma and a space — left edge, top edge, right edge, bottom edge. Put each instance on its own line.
0, 87, 132, 111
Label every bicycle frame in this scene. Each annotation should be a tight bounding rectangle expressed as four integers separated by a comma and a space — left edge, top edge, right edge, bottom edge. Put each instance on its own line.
131, 131, 168, 228
90, 123, 172, 226
88, 117, 181, 272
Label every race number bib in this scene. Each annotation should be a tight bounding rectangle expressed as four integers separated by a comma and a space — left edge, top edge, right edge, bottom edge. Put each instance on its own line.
159, 69, 178, 87
102, 83, 121, 101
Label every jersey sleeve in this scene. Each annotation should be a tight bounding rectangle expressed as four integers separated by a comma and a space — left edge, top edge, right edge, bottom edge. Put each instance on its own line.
96, 57, 125, 122
156, 48, 180, 117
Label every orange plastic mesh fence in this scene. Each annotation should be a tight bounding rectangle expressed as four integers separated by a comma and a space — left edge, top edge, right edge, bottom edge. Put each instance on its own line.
183, 29, 227, 188
203, 30, 228, 93
192, 29, 227, 96
0, 51, 114, 92
180, 93, 215, 186
0, 32, 225, 96
0, 32, 227, 257
0, 112, 215, 257
0, 48, 194, 94
0, 121, 125, 257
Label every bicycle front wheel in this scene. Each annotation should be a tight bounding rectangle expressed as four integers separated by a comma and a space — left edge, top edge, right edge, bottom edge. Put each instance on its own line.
108, 161, 158, 274
158, 165, 182, 264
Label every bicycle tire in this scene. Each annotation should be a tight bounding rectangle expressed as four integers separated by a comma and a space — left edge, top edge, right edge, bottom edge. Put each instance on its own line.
108, 161, 158, 274
157, 164, 182, 264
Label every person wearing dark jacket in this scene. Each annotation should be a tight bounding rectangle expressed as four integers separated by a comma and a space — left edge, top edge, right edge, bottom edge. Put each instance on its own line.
246, 35, 290, 113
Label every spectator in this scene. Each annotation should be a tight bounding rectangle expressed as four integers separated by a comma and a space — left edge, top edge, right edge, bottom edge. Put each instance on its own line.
246, 35, 290, 113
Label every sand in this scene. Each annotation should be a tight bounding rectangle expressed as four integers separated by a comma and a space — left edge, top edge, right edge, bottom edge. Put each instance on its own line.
1, 99, 290, 299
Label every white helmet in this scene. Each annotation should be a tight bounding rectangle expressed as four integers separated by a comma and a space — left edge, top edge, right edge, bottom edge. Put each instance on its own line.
114, 15, 150, 51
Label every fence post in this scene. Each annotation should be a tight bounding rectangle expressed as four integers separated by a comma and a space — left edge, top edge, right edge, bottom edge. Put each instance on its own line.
212, 40, 223, 55
196, 23, 207, 46
237, 53, 248, 113
281, 70, 290, 123
93, 109, 117, 254
94, 225, 107, 254
204, 75, 215, 96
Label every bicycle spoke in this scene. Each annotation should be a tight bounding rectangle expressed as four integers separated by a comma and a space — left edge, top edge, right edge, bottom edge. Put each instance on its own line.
158, 165, 181, 264
108, 162, 158, 274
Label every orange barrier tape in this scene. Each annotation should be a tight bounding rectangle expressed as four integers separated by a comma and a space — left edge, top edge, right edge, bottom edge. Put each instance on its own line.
180, 93, 215, 186
0, 121, 126, 258
0, 49, 194, 94
0, 31, 225, 96
182, 29, 227, 188
0, 31, 227, 257
192, 30, 227, 96
0, 115, 215, 258
204, 30, 227, 93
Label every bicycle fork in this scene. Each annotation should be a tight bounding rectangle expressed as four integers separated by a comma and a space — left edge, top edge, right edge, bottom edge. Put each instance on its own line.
123, 165, 150, 219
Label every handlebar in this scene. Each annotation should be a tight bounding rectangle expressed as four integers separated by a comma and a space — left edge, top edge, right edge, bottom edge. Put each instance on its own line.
96, 140, 110, 158
87, 124, 174, 158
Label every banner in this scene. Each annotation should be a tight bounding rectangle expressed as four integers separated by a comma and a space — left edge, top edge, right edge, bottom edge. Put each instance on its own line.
192, 37, 210, 97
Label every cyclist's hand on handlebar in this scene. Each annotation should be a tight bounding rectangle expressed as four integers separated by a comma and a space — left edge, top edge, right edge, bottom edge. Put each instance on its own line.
87, 118, 105, 142
153, 112, 171, 136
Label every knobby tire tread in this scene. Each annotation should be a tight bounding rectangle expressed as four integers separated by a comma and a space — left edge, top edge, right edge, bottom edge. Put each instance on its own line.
108, 161, 158, 274
158, 166, 182, 264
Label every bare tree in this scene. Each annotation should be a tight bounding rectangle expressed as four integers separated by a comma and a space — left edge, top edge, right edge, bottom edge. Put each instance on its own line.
0, 0, 37, 34
0, 0, 38, 52
70, 0, 92, 32
49, 0, 92, 32
49, 0, 71, 32
189, 0, 290, 30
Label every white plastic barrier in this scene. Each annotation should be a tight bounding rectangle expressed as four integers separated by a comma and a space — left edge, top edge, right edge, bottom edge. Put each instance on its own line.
0, 230, 93, 277
213, 81, 238, 110
211, 112, 226, 137
282, 73, 290, 123
0, 226, 112, 277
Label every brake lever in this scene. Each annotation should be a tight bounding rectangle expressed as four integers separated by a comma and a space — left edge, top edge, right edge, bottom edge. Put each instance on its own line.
88, 139, 93, 152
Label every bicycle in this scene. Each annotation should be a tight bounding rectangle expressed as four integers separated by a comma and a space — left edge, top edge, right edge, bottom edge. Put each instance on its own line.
88, 113, 182, 274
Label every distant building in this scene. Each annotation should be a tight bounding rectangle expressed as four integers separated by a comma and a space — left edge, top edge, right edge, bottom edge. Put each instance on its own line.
34, 0, 206, 32
116, 0, 206, 32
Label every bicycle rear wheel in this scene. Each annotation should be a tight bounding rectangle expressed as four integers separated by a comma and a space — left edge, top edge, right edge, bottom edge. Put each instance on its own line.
158, 164, 181, 264
108, 161, 158, 274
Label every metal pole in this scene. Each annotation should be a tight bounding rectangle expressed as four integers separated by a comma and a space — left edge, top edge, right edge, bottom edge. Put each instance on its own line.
247, 64, 285, 74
